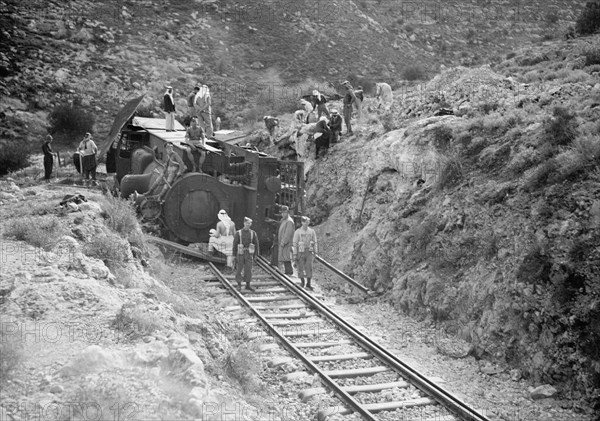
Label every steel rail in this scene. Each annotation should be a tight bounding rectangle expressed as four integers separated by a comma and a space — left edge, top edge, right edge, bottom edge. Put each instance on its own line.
207, 261, 380, 421
315, 254, 370, 293
257, 256, 490, 421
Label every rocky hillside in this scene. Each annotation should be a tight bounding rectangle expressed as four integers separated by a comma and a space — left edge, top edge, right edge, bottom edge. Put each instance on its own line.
300, 32, 600, 407
0, 0, 590, 154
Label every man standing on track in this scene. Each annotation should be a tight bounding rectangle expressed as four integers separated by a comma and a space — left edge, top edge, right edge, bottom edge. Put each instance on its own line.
292, 216, 318, 290
278, 205, 295, 276
233, 217, 260, 291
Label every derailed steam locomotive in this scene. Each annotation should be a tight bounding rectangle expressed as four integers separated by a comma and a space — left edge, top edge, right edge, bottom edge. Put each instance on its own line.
101, 95, 305, 250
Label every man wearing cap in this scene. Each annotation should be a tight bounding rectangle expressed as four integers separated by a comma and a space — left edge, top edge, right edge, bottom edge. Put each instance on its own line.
233, 217, 260, 291
328, 109, 343, 144
278, 206, 295, 275
342, 81, 356, 135
163, 86, 176, 131
292, 216, 318, 290
211, 210, 236, 269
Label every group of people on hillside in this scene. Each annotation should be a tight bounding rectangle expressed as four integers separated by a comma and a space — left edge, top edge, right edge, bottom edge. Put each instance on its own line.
208, 206, 318, 291
263, 81, 394, 159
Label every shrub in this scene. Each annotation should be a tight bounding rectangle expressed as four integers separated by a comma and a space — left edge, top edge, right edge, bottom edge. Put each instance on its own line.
436, 153, 464, 190
0, 141, 30, 175
575, 1, 600, 35
402, 65, 427, 81
113, 302, 161, 339
48, 103, 95, 145
543, 106, 578, 147
4, 215, 68, 250
431, 125, 453, 152
99, 195, 139, 237
224, 342, 263, 393
506, 147, 542, 175
554, 135, 600, 180
584, 45, 600, 66
380, 111, 401, 132
545, 11, 560, 25
84, 233, 131, 268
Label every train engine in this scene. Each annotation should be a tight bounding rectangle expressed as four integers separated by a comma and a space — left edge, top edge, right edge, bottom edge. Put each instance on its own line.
102, 96, 304, 251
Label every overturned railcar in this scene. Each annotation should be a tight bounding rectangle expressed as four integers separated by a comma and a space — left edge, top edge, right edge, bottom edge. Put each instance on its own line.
102, 95, 305, 250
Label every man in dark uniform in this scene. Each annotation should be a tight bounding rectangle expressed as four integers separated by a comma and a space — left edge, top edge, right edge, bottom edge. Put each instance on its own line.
232, 217, 260, 291
342, 81, 356, 135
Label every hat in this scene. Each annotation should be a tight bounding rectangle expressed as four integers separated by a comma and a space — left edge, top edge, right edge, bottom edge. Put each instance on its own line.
166, 85, 173, 89
331, 109, 338, 114
319, 116, 327, 121
244, 217, 253, 223
281, 205, 289, 212
312, 90, 318, 95
194, 85, 200, 90
263, 116, 268, 120
342, 80, 350, 85
209, 229, 217, 236
301, 216, 310, 223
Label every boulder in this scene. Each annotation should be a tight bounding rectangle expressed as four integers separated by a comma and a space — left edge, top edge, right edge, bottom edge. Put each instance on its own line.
530, 384, 558, 400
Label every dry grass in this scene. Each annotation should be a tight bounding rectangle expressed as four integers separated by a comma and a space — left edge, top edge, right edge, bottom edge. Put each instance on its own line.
0, 338, 23, 382
223, 342, 264, 394
3, 215, 69, 250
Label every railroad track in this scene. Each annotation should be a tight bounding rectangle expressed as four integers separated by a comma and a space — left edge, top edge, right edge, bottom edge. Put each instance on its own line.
198, 254, 491, 421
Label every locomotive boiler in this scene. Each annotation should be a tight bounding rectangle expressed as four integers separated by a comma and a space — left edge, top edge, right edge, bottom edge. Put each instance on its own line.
101, 95, 305, 250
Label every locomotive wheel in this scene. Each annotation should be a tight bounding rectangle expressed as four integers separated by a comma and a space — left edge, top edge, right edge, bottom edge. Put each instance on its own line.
162, 173, 230, 244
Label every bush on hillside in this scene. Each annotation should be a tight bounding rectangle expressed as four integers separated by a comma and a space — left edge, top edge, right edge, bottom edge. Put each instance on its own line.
4, 215, 68, 250
575, 1, 600, 35
543, 106, 578, 147
0, 141, 30, 175
402, 65, 427, 81
48, 103, 95, 145
584, 45, 600, 66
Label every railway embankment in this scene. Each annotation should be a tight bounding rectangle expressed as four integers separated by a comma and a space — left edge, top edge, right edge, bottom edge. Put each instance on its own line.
304, 34, 600, 409
0, 181, 263, 420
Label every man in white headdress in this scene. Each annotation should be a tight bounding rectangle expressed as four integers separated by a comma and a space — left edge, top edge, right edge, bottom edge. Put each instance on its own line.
208, 209, 237, 269
311, 89, 330, 119
163, 86, 176, 131
376, 82, 393, 111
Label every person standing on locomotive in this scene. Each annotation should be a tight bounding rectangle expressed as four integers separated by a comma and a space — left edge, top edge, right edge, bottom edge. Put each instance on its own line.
292, 216, 318, 290
233, 217, 260, 291
143, 142, 185, 199
183, 117, 206, 173
163, 86, 176, 132
194, 84, 213, 137
278, 206, 295, 276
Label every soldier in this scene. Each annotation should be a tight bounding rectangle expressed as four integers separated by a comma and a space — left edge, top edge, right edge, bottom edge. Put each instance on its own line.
233, 217, 260, 291
278, 206, 295, 275
292, 216, 318, 290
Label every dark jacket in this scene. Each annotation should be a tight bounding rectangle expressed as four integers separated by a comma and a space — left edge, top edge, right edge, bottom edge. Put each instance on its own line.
314, 120, 330, 134
264, 117, 279, 130
163, 94, 176, 113
328, 115, 343, 132
343, 91, 355, 107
